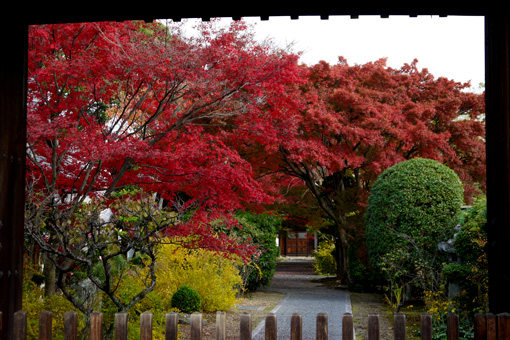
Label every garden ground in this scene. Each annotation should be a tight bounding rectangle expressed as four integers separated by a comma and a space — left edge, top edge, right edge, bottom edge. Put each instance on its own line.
178, 258, 426, 339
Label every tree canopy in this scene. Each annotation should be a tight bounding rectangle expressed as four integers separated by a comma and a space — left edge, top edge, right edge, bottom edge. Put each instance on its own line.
26, 20, 303, 253
263, 57, 485, 283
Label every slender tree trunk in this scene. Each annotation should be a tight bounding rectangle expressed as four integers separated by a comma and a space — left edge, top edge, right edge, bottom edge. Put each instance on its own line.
43, 254, 56, 297
334, 227, 350, 285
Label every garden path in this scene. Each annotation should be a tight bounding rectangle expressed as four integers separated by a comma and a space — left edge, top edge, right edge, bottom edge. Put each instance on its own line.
252, 257, 352, 340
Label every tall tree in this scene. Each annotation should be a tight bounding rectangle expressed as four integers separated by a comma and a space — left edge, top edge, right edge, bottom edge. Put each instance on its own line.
26, 18, 302, 234
273, 58, 485, 283
25, 19, 303, 325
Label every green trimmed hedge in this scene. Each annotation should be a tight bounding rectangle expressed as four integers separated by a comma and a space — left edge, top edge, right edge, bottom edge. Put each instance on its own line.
365, 158, 464, 288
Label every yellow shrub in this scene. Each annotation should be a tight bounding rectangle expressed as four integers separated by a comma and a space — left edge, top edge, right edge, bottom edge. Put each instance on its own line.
424, 290, 456, 321
154, 241, 244, 312
21, 241, 243, 340
22, 262, 85, 340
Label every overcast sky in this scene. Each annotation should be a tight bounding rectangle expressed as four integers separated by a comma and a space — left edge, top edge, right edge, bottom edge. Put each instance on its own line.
180, 15, 485, 93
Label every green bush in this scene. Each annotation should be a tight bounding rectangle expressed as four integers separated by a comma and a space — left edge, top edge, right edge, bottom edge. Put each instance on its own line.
348, 259, 382, 292
230, 211, 282, 291
171, 285, 202, 314
365, 158, 464, 291
442, 195, 488, 314
454, 196, 487, 263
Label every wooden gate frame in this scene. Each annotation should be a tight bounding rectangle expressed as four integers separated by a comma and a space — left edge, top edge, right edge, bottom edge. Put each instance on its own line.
2, 4, 510, 339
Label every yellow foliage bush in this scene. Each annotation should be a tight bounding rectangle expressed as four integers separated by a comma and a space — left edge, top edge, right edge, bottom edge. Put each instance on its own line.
153, 241, 244, 312
21, 241, 243, 339
424, 290, 456, 321
22, 262, 84, 340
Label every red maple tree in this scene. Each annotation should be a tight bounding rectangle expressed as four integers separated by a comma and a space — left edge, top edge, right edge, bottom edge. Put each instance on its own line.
25, 19, 303, 322
26, 19, 301, 246
259, 58, 485, 283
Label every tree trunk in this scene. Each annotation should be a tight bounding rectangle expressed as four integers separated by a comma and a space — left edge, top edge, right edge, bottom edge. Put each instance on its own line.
43, 254, 56, 297
334, 228, 350, 285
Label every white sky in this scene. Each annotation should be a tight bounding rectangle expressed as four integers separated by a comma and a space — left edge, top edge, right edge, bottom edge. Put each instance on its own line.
180, 15, 485, 93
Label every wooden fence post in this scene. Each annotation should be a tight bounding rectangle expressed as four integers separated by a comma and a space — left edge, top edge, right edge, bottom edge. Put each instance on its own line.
447, 314, 459, 340
216, 311, 226, 340
368, 313, 380, 340
317, 313, 328, 340
240, 312, 251, 340
498, 313, 510, 340
290, 313, 302, 340
191, 313, 203, 340
474, 314, 487, 340
487, 313, 497, 340
140, 311, 153, 340
64, 311, 77, 340
421, 313, 432, 340
115, 313, 129, 340
90, 312, 103, 340
165, 313, 178, 340
39, 311, 52, 340
13, 311, 27, 340
342, 313, 354, 340
12, 309, 510, 340
265, 313, 277, 340
394, 313, 406, 340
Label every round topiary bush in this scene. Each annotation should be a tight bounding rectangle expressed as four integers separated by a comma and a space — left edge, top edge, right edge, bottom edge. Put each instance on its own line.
170, 285, 202, 314
365, 158, 464, 289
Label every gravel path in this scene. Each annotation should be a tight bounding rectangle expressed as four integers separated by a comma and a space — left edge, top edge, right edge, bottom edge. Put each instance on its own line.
252, 257, 352, 340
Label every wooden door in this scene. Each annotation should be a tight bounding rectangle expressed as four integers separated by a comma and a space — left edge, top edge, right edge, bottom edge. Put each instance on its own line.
286, 232, 310, 256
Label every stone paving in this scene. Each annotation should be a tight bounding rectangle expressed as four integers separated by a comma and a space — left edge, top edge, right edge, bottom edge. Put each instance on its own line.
252, 257, 352, 340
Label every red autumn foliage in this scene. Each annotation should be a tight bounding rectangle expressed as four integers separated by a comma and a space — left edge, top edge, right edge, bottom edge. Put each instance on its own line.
26, 18, 486, 287
261, 57, 485, 282
26, 19, 303, 259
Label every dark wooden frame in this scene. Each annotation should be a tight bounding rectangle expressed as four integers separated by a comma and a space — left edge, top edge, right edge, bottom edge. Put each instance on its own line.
2, 4, 510, 339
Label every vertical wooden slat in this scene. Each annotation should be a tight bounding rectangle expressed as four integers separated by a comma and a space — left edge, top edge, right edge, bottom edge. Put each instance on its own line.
474, 314, 487, 340
240, 312, 251, 340
89, 312, 103, 340
115, 313, 129, 340
64, 311, 78, 340
498, 313, 510, 340
13, 311, 27, 340
421, 313, 432, 340
447, 314, 459, 340
165, 313, 178, 340
39, 311, 52, 340
140, 311, 153, 340
342, 313, 354, 340
191, 313, 203, 340
317, 313, 328, 340
368, 313, 380, 340
394, 313, 406, 340
216, 311, 226, 340
487, 313, 497, 340
265, 313, 277, 340
290, 313, 302, 340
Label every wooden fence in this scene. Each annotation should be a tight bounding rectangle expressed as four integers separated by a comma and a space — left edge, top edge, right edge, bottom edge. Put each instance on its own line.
2, 310, 510, 340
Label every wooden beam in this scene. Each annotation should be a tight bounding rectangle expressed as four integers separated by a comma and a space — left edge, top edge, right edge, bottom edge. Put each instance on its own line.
485, 13, 510, 314
0, 20, 27, 340
19, 3, 499, 26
